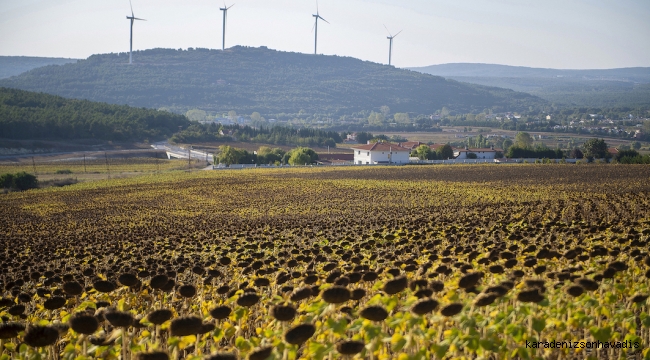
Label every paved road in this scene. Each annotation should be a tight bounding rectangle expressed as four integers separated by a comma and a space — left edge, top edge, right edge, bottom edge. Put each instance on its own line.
152, 141, 214, 164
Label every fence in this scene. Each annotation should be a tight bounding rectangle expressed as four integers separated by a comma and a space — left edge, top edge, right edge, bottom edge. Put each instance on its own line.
0, 155, 203, 177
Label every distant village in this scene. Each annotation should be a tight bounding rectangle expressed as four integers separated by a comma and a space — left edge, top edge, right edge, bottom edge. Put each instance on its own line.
195, 109, 648, 142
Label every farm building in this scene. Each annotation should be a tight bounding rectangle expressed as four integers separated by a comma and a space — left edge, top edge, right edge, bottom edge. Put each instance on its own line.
455, 147, 502, 159
353, 142, 410, 164
398, 141, 426, 151
317, 153, 354, 165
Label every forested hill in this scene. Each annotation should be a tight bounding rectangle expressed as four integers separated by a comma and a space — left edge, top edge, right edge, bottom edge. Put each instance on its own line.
0, 47, 544, 116
0, 88, 189, 141
0, 56, 78, 79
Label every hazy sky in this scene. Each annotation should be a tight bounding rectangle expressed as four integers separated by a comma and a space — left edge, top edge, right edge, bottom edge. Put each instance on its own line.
0, 0, 649, 69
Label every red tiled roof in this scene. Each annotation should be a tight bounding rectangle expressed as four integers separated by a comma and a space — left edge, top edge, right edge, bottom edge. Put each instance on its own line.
353, 142, 411, 152
399, 141, 425, 150
608, 148, 619, 155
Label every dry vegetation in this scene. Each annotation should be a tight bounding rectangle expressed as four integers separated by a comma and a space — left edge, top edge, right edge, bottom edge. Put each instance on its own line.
1, 165, 650, 360
0, 158, 196, 176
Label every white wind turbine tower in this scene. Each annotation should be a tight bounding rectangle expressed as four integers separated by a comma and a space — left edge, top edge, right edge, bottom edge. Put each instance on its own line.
220, 3, 235, 50
312, 2, 329, 55
126, 0, 146, 64
385, 25, 402, 66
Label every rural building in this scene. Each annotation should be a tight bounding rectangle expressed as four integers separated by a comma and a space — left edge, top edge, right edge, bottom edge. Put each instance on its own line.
398, 141, 426, 150
317, 153, 354, 165
455, 147, 502, 159
353, 142, 410, 164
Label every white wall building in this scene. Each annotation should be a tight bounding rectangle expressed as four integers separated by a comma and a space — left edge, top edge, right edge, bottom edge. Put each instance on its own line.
455, 147, 501, 159
353, 142, 410, 164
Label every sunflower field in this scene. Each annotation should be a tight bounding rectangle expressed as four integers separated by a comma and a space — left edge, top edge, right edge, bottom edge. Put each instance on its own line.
1, 165, 650, 360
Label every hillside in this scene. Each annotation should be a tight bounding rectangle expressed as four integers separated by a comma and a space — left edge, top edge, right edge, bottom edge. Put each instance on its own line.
0, 47, 545, 116
0, 87, 189, 141
409, 63, 650, 81
0, 56, 78, 79
408, 63, 650, 107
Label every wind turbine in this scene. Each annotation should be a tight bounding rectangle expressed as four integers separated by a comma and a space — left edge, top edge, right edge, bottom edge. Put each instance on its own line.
312, 3, 329, 55
220, 3, 234, 50
385, 25, 402, 66
126, 0, 146, 64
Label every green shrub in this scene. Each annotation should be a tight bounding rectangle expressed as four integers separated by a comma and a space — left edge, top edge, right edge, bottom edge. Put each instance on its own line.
0, 173, 14, 189
12, 172, 38, 191
56, 169, 73, 174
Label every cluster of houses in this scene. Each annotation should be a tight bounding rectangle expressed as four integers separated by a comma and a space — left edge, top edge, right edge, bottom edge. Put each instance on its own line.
316, 140, 502, 165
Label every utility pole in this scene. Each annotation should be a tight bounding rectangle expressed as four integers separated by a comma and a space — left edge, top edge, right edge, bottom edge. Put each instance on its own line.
105, 152, 110, 178
83, 154, 87, 173
32, 157, 37, 175
188, 146, 191, 172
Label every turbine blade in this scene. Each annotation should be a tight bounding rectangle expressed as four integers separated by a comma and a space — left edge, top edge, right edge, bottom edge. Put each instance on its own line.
384, 24, 392, 37
316, 0, 319, 15
394, 30, 403, 38
311, 20, 316, 32
227, 3, 235, 10
134, 17, 146, 21
319, 16, 329, 24
130, 0, 134, 17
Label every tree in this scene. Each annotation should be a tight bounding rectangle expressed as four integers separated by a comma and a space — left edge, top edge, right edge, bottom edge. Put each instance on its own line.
380, 105, 391, 118
250, 112, 262, 122
569, 148, 584, 159
368, 112, 385, 126
466, 152, 477, 159
414, 145, 434, 160
502, 139, 513, 151
394, 113, 410, 124
438, 144, 454, 160
633, 141, 642, 150
287, 147, 318, 165
615, 149, 639, 162
228, 110, 237, 122
257, 146, 285, 164
582, 138, 608, 159
185, 109, 208, 122
514, 132, 534, 148
289, 151, 311, 166
355, 132, 373, 144
217, 145, 242, 166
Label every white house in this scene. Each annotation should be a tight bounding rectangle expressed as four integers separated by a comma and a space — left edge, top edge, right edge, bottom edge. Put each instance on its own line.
455, 147, 502, 159
353, 142, 410, 165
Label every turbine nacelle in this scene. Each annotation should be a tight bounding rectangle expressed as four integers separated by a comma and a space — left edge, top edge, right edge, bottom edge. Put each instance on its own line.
313, 14, 329, 23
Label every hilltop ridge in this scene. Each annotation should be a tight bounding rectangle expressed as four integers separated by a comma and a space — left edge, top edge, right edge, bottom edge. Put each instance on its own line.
0, 47, 544, 116
0, 56, 78, 79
